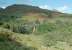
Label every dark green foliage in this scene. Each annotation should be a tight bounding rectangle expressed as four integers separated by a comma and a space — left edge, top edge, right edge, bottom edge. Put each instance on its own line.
0, 15, 17, 24
0, 22, 3, 25
12, 25, 31, 34
3, 24, 10, 29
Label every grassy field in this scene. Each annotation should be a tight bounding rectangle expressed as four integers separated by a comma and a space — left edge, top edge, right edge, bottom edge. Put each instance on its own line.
0, 16, 72, 50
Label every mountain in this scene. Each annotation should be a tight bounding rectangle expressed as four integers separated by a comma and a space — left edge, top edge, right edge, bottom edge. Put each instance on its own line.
0, 8, 4, 15
0, 4, 72, 24
4, 4, 45, 16
2, 4, 65, 17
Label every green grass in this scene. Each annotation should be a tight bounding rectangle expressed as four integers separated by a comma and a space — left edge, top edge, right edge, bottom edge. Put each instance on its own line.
0, 28, 38, 50
1, 16, 72, 50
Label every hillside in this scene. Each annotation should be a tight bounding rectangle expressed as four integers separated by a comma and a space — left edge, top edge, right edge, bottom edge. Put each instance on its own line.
0, 4, 72, 50
0, 4, 64, 17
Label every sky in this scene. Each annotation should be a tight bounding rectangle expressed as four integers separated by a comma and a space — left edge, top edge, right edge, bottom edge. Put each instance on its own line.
0, 0, 72, 13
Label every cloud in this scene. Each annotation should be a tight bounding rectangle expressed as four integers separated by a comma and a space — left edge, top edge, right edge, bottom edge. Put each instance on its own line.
39, 5, 52, 10
38, 5, 71, 13
2, 6, 6, 9
55, 5, 69, 13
